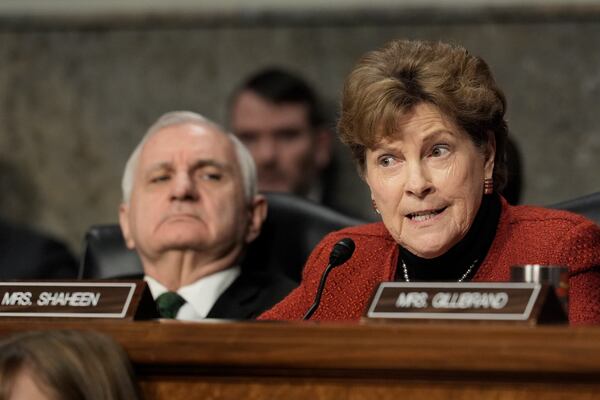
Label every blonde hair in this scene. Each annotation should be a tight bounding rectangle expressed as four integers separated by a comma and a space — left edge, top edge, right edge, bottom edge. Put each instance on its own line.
338, 39, 508, 190
0, 330, 142, 400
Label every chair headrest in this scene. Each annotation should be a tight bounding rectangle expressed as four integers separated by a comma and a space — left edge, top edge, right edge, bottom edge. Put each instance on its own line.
80, 193, 364, 281
243, 192, 364, 282
80, 224, 142, 279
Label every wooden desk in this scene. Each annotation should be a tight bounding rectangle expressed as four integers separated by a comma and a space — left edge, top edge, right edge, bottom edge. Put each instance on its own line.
1, 319, 599, 399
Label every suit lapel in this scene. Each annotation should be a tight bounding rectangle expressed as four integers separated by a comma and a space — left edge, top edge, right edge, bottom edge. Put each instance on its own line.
206, 273, 263, 319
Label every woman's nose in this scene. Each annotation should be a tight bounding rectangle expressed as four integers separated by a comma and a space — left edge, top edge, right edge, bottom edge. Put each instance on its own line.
404, 163, 433, 198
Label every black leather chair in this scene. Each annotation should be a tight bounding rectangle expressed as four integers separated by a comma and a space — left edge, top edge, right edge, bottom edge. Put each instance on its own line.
549, 191, 600, 225
79, 192, 364, 282
79, 224, 142, 280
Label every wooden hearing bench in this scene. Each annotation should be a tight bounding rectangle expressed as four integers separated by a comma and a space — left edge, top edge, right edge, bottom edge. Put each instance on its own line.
1, 319, 600, 399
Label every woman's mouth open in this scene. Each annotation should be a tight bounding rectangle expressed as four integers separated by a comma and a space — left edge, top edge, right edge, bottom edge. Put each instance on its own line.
406, 206, 448, 222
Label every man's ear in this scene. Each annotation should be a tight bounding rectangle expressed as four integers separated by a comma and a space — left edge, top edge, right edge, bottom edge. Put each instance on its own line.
118, 203, 136, 249
245, 194, 268, 244
484, 131, 496, 179
314, 127, 333, 170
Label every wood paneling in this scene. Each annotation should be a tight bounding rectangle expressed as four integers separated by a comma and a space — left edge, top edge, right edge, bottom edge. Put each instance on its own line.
1, 320, 600, 399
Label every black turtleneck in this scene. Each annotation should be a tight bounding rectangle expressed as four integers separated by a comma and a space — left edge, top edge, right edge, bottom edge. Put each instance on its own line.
396, 193, 501, 282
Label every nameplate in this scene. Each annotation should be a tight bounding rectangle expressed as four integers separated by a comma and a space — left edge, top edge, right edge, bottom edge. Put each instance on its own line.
0, 280, 158, 320
365, 282, 567, 324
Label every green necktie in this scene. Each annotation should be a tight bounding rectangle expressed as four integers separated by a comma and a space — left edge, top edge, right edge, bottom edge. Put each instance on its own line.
155, 291, 186, 319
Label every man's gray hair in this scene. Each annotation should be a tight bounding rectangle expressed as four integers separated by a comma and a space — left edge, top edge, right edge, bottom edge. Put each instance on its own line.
121, 111, 257, 204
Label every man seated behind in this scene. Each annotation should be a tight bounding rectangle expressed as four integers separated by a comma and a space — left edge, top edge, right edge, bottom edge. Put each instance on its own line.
118, 111, 296, 320
229, 68, 333, 202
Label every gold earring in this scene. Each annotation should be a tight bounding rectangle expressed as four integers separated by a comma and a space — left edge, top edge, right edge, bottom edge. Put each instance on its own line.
484, 178, 494, 195
371, 199, 381, 215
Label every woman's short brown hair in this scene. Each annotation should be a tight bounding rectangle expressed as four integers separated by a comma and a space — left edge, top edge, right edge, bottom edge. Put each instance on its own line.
338, 39, 508, 190
0, 330, 142, 400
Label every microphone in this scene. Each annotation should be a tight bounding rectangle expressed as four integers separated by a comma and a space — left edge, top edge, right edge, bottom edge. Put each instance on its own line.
303, 238, 355, 320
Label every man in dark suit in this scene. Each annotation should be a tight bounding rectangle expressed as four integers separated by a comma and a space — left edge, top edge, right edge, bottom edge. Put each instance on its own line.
118, 111, 295, 319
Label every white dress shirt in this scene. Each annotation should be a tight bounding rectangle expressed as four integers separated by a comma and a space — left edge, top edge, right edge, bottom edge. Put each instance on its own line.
145, 266, 241, 320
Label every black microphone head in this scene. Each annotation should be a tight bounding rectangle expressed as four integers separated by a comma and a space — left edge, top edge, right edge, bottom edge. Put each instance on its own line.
328, 238, 355, 267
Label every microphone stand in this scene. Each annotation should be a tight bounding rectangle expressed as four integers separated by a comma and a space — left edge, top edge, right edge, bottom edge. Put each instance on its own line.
303, 262, 335, 320
303, 238, 355, 320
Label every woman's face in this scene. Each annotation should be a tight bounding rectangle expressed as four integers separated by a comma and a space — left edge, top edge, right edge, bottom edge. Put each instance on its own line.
365, 102, 495, 258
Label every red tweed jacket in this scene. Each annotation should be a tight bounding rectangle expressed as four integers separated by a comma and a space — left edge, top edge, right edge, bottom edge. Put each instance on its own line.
259, 199, 600, 325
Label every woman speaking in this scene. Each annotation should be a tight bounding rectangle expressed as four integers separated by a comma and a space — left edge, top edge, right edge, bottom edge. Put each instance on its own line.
259, 39, 600, 324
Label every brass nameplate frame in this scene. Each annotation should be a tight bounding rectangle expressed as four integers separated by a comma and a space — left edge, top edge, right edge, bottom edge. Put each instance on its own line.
0, 280, 158, 320
365, 282, 567, 324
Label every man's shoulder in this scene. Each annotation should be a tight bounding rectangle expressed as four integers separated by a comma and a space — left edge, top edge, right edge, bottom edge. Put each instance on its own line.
209, 269, 297, 319
236, 268, 296, 289
0, 219, 78, 279
0, 219, 57, 248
